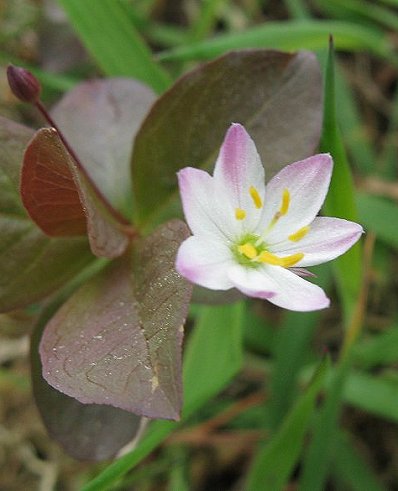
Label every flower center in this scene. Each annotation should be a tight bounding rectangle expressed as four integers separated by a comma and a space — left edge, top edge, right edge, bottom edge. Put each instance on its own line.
231, 186, 307, 268
232, 234, 304, 268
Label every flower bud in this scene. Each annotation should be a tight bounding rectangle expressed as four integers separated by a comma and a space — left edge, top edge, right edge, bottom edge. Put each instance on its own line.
7, 65, 41, 103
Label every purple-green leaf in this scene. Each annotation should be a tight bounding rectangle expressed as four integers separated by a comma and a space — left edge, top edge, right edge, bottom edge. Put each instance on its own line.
0, 116, 93, 313
132, 49, 322, 226
22, 128, 131, 258
39, 220, 192, 420
51, 78, 156, 216
31, 308, 142, 461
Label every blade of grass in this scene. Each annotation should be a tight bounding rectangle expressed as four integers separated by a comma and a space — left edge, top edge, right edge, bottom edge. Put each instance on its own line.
56, 0, 170, 92
315, 0, 398, 32
127, 7, 188, 48
321, 37, 362, 317
333, 62, 376, 174
298, 354, 350, 491
357, 193, 398, 249
189, 0, 230, 42
81, 302, 245, 491
284, 0, 311, 19
246, 358, 330, 491
353, 322, 398, 369
156, 20, 397, 68
298, 229, 374, 491
167, 446, 190, 491
269, 265, 330, 430
333, 431, 387, 491
379, 80, 398, 179
343, 370, 398, 423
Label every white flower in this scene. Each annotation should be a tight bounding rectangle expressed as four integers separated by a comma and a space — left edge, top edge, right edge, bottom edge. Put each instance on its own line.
176, 123, 363, 311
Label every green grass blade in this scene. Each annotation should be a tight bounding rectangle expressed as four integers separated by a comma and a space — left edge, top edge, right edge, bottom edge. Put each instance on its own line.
284, 0, 311, 19
357, 193, 398, 249
189, 0, 229, 41
344, 370, 398, 423
269, 265, 330, 429
333, 431, 387, 491
353, 323, 398, 368
269, 313, 321, 429
321, 38, 362, 316
56, 0, 170, 92
246, 358, 330, 491
379, 80, 398, 178
156, 20, 397, 67
298, 356, 351, 491
333, 63, 376, 174
182, 303, 244, 414
81, 303, 244, 491
315, 0, 398, 32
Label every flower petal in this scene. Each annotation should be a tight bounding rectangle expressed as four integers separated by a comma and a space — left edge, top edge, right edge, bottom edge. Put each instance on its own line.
228, 264, 330, 311
177, 167, 233, 241
176, 236, 234, 290
271, 217, 363, 266
258, 154, 333, 242
213, 123, 265, 233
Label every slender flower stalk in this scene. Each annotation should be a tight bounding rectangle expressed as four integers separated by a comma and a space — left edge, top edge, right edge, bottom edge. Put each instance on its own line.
176, 123, 363, 311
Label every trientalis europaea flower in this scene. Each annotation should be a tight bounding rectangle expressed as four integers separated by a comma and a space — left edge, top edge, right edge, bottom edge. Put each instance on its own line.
176, 123, 363, 311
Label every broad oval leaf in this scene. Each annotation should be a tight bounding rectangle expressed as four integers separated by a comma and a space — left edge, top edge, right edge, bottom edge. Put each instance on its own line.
132, 49, 322, 225
22, 128, 131, 258
31, 307, 143, 461
51, 78, 156, 216
0, 116, 93, 312
40, 220, 192, 420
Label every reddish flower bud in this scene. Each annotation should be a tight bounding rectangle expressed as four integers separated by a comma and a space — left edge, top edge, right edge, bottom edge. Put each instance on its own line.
7, 64, 41, 103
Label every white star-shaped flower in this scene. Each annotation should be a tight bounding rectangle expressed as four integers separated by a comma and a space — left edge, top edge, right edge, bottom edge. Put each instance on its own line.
176, 123, 363, 311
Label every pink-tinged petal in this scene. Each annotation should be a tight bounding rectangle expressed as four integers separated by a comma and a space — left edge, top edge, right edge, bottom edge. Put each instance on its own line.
228, 264, 330, 311
176, 236, 234, 290
177, 167, 233, 241
258, 154, 333, 242
213, 123, 265, 233
271, 217, 363, 267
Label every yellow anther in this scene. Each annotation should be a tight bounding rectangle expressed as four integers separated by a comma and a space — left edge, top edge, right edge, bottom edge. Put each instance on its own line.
249, 186, 263, 209
258, 251, 304, 267
238, 243, 258, 259
257, 251, 283, 265
267, 189, 291, 230
288, 226, 310, 242
280, 188, 290, 216
235, 208, 246, 220
280, 252, 304, 267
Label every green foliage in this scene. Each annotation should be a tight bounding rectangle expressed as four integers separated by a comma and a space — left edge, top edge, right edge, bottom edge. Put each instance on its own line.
157, 20, 396, 65
56, 0, 170, 92
246, 358, 330, 491
320, 38, 362, 316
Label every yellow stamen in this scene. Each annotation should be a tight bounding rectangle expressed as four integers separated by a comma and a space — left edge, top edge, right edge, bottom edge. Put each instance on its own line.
266, 189, 291, 232
235, 208, 246, 220
288, 226, 310, 242
258, 251, 304, 267
280, 188, 290, 216
238, 243, 258, 259
249, 186, 263, 209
